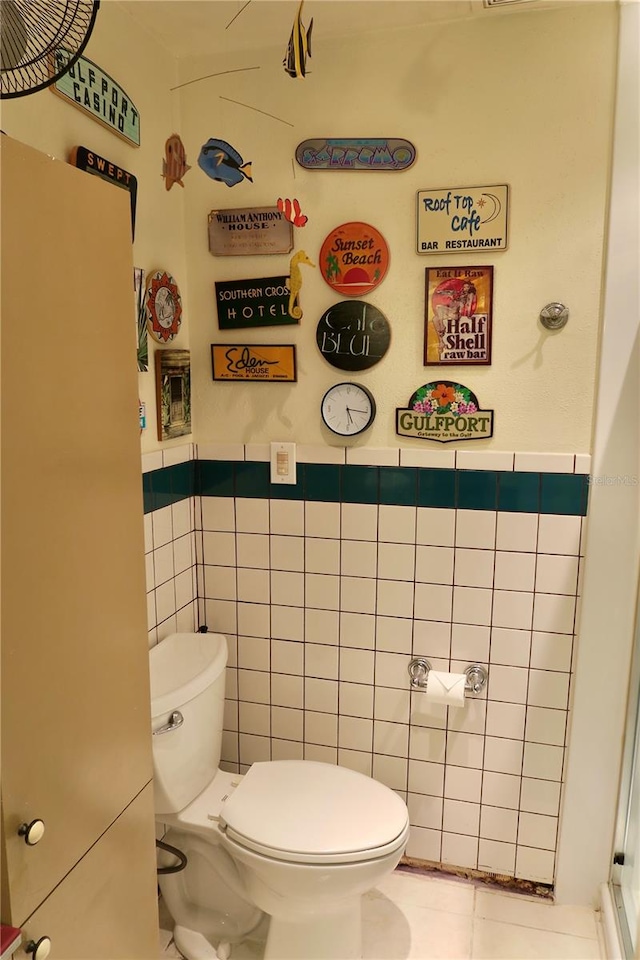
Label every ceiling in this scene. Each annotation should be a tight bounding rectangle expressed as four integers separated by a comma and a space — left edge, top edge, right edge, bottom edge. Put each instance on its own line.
118, 0, 557, 61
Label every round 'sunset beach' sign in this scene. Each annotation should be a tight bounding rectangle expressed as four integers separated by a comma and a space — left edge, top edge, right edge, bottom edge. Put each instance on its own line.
319, 222, 389, 297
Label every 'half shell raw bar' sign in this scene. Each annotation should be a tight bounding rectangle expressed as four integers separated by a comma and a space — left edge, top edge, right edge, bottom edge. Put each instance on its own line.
396, 382, 494, 443
417, 185, 509, 254
215, 277, 292, 329
208, 207, 293, 257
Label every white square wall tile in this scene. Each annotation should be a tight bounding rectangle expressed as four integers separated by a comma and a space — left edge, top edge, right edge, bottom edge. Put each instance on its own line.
415, 583, 453, 622
481, 771, 521, 809
342, 576, 377, 614
480, 805, 518, 843
305, 501, 341, 539
489, 627, 531, 667
305, 538, 340, 575
484, 737, 524, 775
532, 593, 576, 634
492, 590, 534, 630
452, 586, 492, 626
407, 793, 443, 830
416, 546, 454, 584
378, 542, 416, 581
270, 500, 304, 535
375, 651, 413, 690
305, 608, 339, 645
374, 686, 410, 723
271, 706, 303, 741
446, 732, 485, 769
376, 616, 413, 654
237, 568, 269, 604
201, 496, 236, 533
203, 531, 236, 567
235, 498, 269, 534
413, 619, 451, 659
530, 632, 573, 672
441, 832, 478, 869
523, 742, 564, 781
373, 719, 409, 757
488, 665, 529, 704
341, 540, 377, 578
271, 638, 304, 676
478, 839, 516, 876
237, 602, 269, 638
204, 598, 237, 635
152, 506, 173, 548
339, 682, 374, 719
444, 765, 482, 803
305, 573, 339, 610
456, 510, 496, 549
271, 673, 304, 708
451, 624, 490, 663
416, 508, 456, 547
408, 757, 445, 794
203, 565, 236, 601
305, 676, 339, 711
378, 505, 416, 544
494, 552, 536, 592
271, 535, 305, 571
574, 454, 592, 474
271, 605, 304, 642
485, 701, 526, 740
341, 503, 378, 541
520, 777, 562, 816
515, 846, 555, 883
377, 579, 415, 619
496, 512, 538, 553
535, 554, 579, 595
238, 669, 270, 705
238, 635, 270, 672
271, 571, 304, 607
443, 799, 480, 836
454, 548, 494, 588
527, 670, 570, 710
525, 706, 567, 746
306, 711, 338, 746
537, 514, 582, 555
340, 612, 375, 649
518, 812, 558, 850
372, 754, 408, 792
340, 647, 375, 684
236, 533, 269, 569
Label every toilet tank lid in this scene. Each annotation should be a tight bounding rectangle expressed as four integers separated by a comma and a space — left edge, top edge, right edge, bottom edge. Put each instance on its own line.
149, 633, 227, 717
220, 760, 409, 860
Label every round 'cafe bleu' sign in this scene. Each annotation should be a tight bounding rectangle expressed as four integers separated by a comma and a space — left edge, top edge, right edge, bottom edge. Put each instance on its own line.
316, 300, 391, 372
319, 222, 389, 297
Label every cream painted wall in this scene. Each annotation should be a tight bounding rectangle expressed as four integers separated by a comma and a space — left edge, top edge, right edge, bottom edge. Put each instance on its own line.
179, 1, 618, 453
0, 1, 188, 454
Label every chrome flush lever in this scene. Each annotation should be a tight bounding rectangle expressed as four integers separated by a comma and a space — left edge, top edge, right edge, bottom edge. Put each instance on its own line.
153, 710, 184, 735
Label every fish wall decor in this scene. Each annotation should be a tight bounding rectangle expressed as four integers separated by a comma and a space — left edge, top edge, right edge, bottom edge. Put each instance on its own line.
283, 0, 313, 79
277, 197, 308, 227
163, 134, 190, 190
198, 138, 253, 187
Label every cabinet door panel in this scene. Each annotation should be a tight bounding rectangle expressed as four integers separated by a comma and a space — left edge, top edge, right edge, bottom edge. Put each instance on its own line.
1, 137, 153, 922
15, 785, 159, 960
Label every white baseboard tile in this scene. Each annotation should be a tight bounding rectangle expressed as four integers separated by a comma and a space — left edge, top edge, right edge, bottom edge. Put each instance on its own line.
296, 444, 346, 464
197, 443, 244, 461
514, 452, 576, 473
457, 450, 515, 472
400, 449, 456, 469
346, 447, 400, 466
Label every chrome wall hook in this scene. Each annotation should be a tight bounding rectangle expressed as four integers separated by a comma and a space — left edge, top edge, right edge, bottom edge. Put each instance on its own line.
539, 302, 569, 330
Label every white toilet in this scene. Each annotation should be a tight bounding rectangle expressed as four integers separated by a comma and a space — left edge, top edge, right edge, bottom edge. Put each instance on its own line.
149, 632, 410, 960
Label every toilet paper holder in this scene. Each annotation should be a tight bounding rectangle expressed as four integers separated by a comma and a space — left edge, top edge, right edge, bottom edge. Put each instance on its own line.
407, 658, 488, 696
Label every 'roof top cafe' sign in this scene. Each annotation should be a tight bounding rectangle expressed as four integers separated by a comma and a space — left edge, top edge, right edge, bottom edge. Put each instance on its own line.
417, 184, 509, 254
52, 50, 140, 147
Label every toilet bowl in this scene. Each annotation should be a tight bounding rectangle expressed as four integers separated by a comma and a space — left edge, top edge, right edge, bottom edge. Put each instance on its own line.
150, 633, 410, 960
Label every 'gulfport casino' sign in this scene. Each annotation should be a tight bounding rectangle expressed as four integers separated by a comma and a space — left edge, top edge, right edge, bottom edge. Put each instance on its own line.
52, 50, 140, 147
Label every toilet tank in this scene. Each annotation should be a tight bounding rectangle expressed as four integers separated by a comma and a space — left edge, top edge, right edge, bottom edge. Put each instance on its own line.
149, 632, 227, 815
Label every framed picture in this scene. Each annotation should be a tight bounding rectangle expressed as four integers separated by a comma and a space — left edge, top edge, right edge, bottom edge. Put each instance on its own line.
155, 350, 191, 440
424, 266, 493, 366
134, 268, 148, 372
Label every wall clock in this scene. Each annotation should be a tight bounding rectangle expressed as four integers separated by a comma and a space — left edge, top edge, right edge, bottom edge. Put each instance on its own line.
316, 300, 391, 371
321, 382, 376, 437
145, 270, 182, 343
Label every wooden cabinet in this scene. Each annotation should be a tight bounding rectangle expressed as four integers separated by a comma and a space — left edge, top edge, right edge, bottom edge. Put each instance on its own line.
1, 136, 159, 955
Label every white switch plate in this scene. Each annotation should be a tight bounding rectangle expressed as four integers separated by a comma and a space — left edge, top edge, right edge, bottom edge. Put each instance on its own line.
270, 442, 297, 485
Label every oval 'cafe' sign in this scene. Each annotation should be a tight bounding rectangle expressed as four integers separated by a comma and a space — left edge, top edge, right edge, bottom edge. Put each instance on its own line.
296, 139, 416, 171
316, 301, 391, 372
319, 222, 389, 297
396, 382, 494, 443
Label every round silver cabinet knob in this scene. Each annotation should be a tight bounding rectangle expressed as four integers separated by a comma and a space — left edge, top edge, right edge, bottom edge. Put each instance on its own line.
25, 937, 52, 960
18, 819, 45, 845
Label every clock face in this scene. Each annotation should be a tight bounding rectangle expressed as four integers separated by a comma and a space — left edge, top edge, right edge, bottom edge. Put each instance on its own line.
321, 382, 376, 437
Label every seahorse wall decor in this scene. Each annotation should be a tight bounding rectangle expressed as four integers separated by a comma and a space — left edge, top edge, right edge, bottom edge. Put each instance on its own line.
288, 250, 315, 319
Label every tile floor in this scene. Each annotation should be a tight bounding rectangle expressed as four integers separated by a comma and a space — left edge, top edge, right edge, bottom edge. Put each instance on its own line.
158, 867, 604, 959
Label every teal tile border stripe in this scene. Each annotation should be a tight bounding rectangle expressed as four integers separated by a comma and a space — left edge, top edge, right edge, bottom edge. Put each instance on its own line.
143, 460, 589, 517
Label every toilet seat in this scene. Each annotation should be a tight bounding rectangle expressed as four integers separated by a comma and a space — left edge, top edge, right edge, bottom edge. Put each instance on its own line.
219, 760, 410, 865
